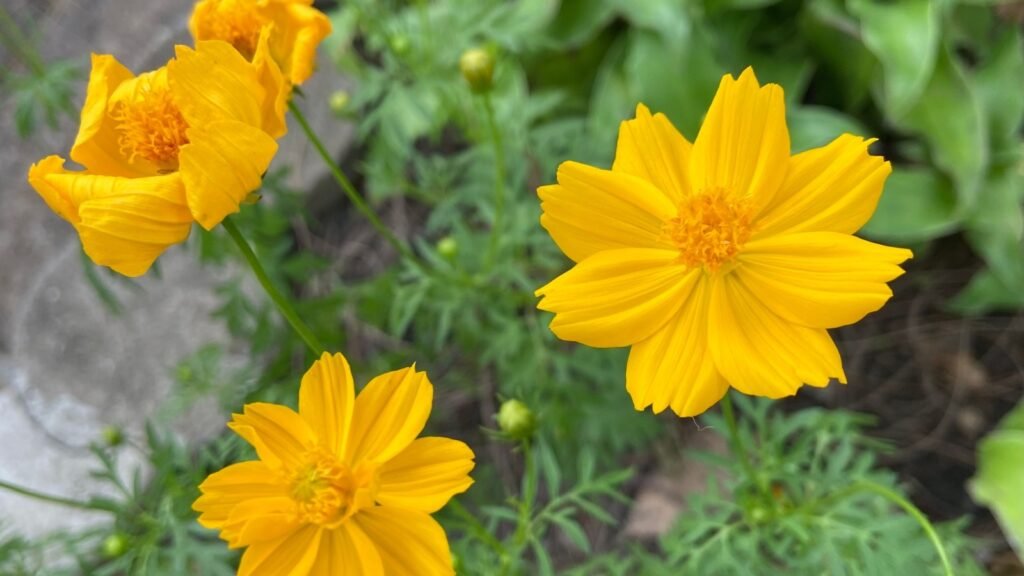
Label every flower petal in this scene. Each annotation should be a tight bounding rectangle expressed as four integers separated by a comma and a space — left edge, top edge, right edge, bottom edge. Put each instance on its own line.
376, 437, 475, 513
612, 103, 692, 204
193, 461, 286, 531
169, 40, 265, 127
689, 67, 788, 213
755, 134, 892, 237
28, 156, 193, 277
252, 26, 289, 138
309, 522, 385, 576
237, 525, 322, 576
345, 367, 432, 465
708, 274, 845, 399
738, 232, 912, 329
262, 0, 333, 85
299, 352, 355, 458
229, 402, 317, 469
536, 248, 699, 348
354, 508, 454, 576
178, 119, 278, 229
539, 161, 676, 262
626, 278, 729, 417
70, 54, 142, 177
223, 496, 301, 548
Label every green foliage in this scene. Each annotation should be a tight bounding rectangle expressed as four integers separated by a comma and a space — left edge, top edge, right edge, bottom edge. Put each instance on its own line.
971, 400, 1024, 561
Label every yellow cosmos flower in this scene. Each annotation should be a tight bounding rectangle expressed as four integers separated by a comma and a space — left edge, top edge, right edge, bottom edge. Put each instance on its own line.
194, 352, 475, 575
190, 0, 332, 86
535, 68, 912, 417
27, 38, 286, 277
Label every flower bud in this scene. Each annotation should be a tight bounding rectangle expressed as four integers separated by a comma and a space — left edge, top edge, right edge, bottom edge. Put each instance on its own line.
102, 533, 129, 558
329, 90, 350, 114
437, 236, 457, 258
459, 48, 494, 94
101, 425, 124, 447
496, 399, 535, 441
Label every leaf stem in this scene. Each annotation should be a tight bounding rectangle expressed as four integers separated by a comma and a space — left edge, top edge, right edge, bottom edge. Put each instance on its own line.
287, 100, 418, 266
222, 217, 325, 356
0, 478, 105, 512
720, 393, 761, 491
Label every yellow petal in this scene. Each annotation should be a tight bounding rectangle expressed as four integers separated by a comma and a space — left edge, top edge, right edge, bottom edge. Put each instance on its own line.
738, 232, 912, 329
168, 40, 265, 128
376, 437, 475, 513
755, 134, 891, 237
252, 26, 289, 139
708, 274, 845, 399
229, 402, 317, 469
689, 67, 789, 214
626, 278, 729, 417
345, 367, 432, 465
178, 119, 278, 229
299, 352, 355, 458
28, 156, 192, 277
536, 248, 698, 348
613, 103, 692, 204
309, 522, 385, 576
223, 496, 301, 548
539, 161, 676, 262
262, 0, 332, 85
70, 54, 142, 177
354, 508, 454, 576
238, 525, 322, 576
193, 462, 286, 533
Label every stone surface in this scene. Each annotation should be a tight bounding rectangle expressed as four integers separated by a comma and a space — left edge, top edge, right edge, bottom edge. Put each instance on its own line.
0, 0, 352, 538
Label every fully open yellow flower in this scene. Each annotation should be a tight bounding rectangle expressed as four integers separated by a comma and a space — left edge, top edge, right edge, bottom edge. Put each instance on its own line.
536, 68, 912, 417
190, 0, 332, 86
194, 352, 475, 575
27, 39, 286, 277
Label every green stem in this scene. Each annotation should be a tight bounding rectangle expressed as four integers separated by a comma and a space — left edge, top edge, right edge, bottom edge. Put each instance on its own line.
0, 5, 45, 75
481, 93, 507, 271
0, 478, 105, 512
448, 499, 505, 556
287, 100, 419, 266
837, 481, 954, 576
222, 217, 325, 356
720, 393, 761, 490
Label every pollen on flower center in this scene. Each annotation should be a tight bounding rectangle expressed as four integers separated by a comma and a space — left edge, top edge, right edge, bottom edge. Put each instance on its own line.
111, 79, 189, 169
288, 450, 378, 527
201, 0, 267, 59
665, 188, 753, 271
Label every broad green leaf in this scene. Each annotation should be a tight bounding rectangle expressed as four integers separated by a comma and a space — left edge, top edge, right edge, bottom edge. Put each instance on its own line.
975, 29, 1024, 160
970, 402, 1024, 560
804, 0, 876, 109
861, 167, 961, 242
848, 0, 940, 116
902, 49, 988, 209
964, 167, 1024, 293
950, 269, 1024, 315
788, 105, 870, 153
544, 0, 617, 49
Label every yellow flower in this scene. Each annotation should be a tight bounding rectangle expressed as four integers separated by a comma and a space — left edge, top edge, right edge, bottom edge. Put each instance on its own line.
27, 39, 286, 277
190, 0, 332, 86
535, 68, 912, 417
194, 352, 475, 575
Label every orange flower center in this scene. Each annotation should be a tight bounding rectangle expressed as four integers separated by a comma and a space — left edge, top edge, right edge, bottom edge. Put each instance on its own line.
111, 77, 189, 170
198, 0, 267, 59
666, 188, 753, 272
288, 449, 378, 527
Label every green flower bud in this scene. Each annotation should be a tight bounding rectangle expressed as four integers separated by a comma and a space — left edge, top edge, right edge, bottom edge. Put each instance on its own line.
101, 425, 124, 447
390, 35, 410, 55
102, 533, 129, 558
437, 236, 457, 258
459, 48, 494, 94
329, 90, 350, 114
496, 399, 535, 441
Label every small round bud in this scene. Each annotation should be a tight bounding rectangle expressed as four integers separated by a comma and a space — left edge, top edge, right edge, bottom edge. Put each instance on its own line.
459, 48, 494, 94
437, 236, 457, 258
102, 533, 129, 558
390, 35, 410, 55
496, 399, 535, 441
101, 425, 124, 447
329, 90, 350, 114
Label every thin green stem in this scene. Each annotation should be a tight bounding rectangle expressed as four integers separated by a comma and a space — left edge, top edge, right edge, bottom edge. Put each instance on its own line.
0, 5, 45, 75
448, 499, 505, 556
720, 393, 761, 489
0, 478, 105, 512
481, 93, 507, 271
222, 217, 325, 356
287, 100, 419, 266
834, 481, 954, 576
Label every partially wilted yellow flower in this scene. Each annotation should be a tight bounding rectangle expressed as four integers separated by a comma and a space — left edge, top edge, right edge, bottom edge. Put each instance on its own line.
190, 0, 332, 86
194, 352, 475, 575
27, 38, 286, 277
536, 68, 912, 417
